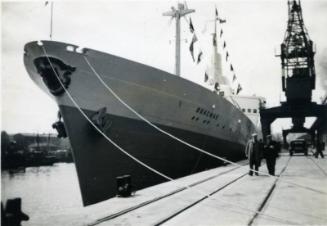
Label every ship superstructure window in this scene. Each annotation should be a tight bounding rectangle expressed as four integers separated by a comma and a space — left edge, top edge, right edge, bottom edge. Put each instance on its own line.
196, 107, 200, 113
242, 108, 245, 112
247, 109, 251, 113
253, 109, 257, 113
191, 116, 195, 120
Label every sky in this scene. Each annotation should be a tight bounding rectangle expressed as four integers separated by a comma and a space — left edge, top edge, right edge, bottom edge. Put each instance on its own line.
1, 0, 327, 135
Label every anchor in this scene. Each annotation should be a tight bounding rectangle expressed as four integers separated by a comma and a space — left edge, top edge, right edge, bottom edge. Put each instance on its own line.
91, 107, 112, 133
52, 111, 67, 138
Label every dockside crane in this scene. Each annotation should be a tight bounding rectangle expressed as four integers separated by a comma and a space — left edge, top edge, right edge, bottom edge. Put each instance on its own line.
260, 0, 327, 153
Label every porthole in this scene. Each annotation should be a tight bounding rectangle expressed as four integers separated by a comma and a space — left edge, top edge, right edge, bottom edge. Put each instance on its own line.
196, 107, 200, 113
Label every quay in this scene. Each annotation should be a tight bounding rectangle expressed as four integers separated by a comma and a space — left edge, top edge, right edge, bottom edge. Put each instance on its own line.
74, 153, 327, 225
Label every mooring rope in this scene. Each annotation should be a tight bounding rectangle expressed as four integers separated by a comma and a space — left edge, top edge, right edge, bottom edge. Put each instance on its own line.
40, 44, 303, 225
307, 156, 327, 176
83, 54, 327, 196
41, 46, 173, 182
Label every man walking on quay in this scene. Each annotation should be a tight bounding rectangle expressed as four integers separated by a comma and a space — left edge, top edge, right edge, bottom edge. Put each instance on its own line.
264, 135, 279, 176
245, 133, 262, 176
314, 141, 325, 158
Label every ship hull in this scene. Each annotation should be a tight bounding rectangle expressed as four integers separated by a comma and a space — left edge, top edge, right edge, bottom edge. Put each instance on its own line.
24, 41, 255, 206
60, 105, 245, 205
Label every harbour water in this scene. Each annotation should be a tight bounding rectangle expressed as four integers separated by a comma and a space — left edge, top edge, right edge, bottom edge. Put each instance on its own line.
1, 163, 84, 226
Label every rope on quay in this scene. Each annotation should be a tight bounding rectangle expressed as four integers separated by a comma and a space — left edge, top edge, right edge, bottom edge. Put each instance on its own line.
83, 54, 327, 196
40, 44, 317, 225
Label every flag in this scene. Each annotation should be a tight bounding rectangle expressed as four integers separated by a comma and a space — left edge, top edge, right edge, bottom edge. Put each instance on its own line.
230, 64, 234, 71
215, 8, 218, 18
197, 51, 203, 64
226, 52, 229, 61
236, 84, 242, 94
220, 29, 223, 37
213, 34, 217, 46
214, 82, 219, 91
219, 19, 226, 23
45, 1, 49, 6
204, 72, 208, 82
189, 18, 194, 33
223, 41, 226, 48
189, 34, 198, 61
233, 74, 236, 82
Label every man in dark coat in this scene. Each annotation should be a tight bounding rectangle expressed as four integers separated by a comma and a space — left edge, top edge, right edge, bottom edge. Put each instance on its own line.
264, 135, 279, 176
245, 133, 262, 176
314, 141, 325, 158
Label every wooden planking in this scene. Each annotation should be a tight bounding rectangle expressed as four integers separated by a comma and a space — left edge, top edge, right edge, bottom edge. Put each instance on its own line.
90, 155, 327, 226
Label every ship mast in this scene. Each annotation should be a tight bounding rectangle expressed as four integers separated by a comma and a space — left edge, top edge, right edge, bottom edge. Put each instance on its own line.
163, 3, 195, 76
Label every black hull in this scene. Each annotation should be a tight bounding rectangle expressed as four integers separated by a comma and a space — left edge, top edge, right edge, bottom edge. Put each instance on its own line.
24, 41, 256, 207
60, 105, 246, 206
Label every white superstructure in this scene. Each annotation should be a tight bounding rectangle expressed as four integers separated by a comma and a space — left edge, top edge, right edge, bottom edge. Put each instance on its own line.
231, 95, 266, 139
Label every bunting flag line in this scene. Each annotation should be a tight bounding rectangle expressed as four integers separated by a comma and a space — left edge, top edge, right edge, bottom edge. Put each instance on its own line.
214, 82, 219, 91
230, 64, 234, 71
197, 51, 203, 64
233, 74, 237, 82
226, 51, 229, 61
189, 18, 194, 33
236, 84, 242, 94
220, 29, 223, 37
223, 41, 226, 49
189, 34, 198, 61
204, 72, 209, 82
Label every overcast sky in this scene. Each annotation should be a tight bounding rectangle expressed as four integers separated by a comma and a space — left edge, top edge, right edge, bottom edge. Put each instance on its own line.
1, 0, 327, 135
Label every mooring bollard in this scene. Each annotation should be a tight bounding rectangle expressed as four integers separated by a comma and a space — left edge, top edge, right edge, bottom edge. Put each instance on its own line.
116, 175, 133, 197
2, 198, 29, 226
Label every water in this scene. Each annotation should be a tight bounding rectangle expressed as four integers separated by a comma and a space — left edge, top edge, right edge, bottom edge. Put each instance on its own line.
1, 163, 86, 226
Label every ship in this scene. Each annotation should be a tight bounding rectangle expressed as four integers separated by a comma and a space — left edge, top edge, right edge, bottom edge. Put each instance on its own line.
23, 3, 264, 206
